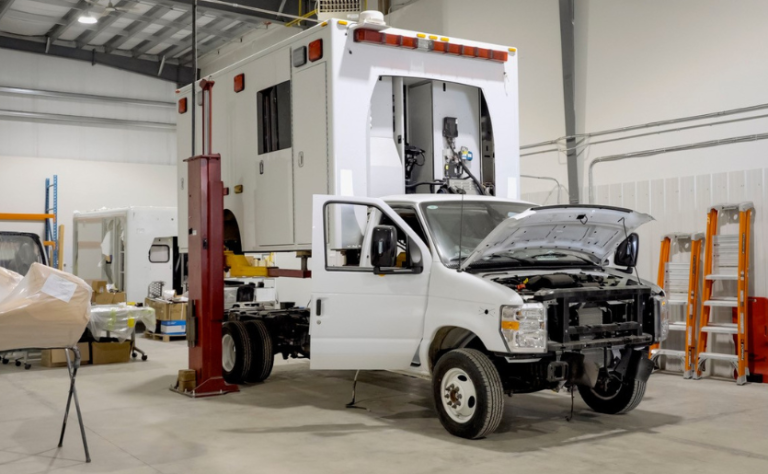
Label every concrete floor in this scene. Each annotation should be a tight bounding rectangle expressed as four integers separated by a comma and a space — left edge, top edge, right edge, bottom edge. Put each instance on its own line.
1, 339, 767, 474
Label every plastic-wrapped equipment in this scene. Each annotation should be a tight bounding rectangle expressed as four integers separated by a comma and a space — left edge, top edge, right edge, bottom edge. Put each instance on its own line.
88, 304, 156, 342
0, 263, 92, 352
0, 266, 23, 302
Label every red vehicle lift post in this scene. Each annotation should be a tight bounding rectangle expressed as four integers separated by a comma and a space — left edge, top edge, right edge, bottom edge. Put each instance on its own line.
180, 79, 239, 397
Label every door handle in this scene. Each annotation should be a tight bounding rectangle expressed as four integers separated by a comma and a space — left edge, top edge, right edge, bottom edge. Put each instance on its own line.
259, 160, 264, 175
315, 299, 322, 316
298, 151, 304, 168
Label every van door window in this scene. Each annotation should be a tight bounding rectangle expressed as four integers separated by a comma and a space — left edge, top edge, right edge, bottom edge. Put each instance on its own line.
391, 207, 428, 244
324, 202, 415, 270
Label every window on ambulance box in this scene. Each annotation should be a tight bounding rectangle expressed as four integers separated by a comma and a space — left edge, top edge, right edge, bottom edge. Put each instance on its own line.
257, 81, 292, 154
149, 244, 170, 263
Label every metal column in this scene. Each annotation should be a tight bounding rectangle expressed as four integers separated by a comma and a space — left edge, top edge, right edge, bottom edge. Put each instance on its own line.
182, 79, 238, 397
559, 0, 580, 203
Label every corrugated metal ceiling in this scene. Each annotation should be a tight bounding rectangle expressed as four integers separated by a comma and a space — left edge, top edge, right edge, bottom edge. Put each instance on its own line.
0, 0, 309, 82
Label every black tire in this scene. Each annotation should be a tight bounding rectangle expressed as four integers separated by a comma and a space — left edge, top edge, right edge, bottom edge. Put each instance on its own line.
244, 320, 274, 383
578, 376, 646, 415
141, 355, 148, 361
432, 348, 504, 439
222, 321, 252, 384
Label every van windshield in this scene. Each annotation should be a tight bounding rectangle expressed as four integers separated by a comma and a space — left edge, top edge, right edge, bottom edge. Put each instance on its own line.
420, 201, 531, 267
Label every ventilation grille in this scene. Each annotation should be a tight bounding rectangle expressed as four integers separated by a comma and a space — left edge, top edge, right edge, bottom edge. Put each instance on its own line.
317, 0, 363, 13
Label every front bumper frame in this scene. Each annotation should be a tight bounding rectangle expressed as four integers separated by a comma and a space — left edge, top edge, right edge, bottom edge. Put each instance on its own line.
533, 285, 657, 352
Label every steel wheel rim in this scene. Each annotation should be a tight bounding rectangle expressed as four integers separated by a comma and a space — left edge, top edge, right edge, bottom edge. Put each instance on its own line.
441, 367, 477, 423
591, 375, 623, 401
222, 333, 236, 372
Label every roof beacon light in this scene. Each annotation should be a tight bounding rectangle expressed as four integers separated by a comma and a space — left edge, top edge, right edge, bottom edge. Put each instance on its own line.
353, 28, 509, 62
358, 10, 387, 30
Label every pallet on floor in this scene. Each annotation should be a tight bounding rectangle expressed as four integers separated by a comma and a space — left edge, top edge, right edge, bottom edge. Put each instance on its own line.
144, 331, 186, 342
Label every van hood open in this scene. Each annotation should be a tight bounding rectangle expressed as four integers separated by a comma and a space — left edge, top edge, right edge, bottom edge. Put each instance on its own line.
459, 205, 653, 271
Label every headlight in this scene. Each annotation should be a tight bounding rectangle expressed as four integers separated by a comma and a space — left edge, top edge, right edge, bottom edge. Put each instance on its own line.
500, 303, 548, 353
654, 295, 669, 342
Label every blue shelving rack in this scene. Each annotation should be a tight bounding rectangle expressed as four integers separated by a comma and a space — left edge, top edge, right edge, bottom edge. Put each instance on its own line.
44, 175, 58, 268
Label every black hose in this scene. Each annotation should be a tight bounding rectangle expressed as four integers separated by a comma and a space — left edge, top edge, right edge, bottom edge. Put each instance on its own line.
405, 181, 446, 189
456, 158, 487, 195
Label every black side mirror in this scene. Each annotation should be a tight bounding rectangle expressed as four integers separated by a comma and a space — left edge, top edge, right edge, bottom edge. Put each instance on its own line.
615, 233, 639, 268
371, 225, 397, 270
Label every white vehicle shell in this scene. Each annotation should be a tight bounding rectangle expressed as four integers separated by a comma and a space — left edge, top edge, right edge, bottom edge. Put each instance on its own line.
73, 207, 177, 302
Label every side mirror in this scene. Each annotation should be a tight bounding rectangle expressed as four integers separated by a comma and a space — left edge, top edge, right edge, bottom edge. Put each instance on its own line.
371, 225, 397, 270
614, 233, 639, 268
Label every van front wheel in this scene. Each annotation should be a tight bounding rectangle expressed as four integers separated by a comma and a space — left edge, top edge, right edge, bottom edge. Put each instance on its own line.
432, 348, 504, 439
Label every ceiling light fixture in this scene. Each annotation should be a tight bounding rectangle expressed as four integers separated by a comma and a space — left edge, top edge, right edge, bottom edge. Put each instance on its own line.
78, 13, 98, 24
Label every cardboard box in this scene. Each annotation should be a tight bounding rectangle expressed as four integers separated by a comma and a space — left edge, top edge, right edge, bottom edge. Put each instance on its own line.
178, 369, 196, 382
176, 369, 196, 391
93, 292, 126, 305
90, 280, 107, 295
157, 320, 186, 335
144, 298, 187, 321
91, 341, 131, 365
41, 342, 91, 368
90, 280, 126, 305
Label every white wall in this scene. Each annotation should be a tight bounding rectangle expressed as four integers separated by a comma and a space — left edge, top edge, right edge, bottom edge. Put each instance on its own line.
0, 49, 179, 273
577, 0, 768, 184
388, 0, 567, 196
0, 156, 178, 273
0, 49, 177, 165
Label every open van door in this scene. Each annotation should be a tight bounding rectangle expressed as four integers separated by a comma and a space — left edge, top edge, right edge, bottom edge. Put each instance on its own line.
310, 195, 432, 370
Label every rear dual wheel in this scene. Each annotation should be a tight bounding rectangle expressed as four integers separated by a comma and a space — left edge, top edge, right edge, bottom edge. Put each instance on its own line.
222, 320, 274, 384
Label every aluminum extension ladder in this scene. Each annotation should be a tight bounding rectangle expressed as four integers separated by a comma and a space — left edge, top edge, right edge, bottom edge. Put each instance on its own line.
650, 233, 703, 378
695, 202, 753, 385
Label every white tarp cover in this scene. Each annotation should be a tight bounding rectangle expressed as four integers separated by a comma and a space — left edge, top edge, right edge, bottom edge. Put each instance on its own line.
0, 267, 23, 302
89, 304, 156, 342
0, 263, 92, 351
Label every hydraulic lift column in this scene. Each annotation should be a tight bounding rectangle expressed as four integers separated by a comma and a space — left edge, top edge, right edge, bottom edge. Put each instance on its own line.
182, 79, 239, 397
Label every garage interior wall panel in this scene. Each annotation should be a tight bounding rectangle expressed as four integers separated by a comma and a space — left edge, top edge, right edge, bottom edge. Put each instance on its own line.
0, 49, 176, 165
518, 0, 768, 200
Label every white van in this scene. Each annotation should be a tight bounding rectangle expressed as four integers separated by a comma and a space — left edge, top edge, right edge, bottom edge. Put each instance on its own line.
223, 194, 667, 439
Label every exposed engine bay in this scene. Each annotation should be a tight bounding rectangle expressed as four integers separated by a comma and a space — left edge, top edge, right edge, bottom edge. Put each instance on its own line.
493, 271, 627, 296
490, 270, 657, 394
492, 270, 656, 348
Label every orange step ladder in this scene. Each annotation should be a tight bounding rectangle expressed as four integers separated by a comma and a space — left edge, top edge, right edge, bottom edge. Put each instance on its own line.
650, 233, 703, 378
695, 203, 753, 385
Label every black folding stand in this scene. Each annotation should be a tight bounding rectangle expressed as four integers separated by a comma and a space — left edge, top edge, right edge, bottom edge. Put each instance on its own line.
57, 346, 90, 463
